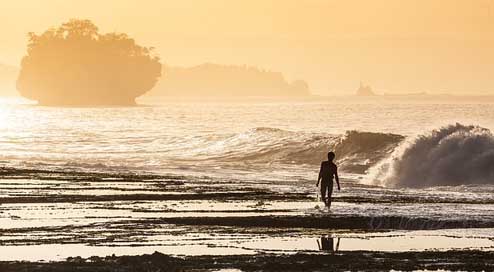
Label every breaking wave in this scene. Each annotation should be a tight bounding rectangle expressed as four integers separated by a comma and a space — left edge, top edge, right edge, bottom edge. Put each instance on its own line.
0, 127, 404, 175
369, 124, 494, 188
196, 128, 403, 173
6, 123, 494, 188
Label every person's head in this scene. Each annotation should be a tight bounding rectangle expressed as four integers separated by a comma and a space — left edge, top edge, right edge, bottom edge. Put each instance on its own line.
327, 151, 336, 161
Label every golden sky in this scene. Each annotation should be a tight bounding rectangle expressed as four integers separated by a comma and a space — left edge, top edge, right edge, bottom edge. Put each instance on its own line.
1, 0, 494, 95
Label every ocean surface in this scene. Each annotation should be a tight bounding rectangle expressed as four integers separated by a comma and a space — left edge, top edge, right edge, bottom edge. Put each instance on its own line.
0, 96, 494, 261
2, 97, 494, 180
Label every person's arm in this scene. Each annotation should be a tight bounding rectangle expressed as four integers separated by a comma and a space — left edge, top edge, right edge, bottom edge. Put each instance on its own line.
335, 166, 341, 191
316, 163, 322, 187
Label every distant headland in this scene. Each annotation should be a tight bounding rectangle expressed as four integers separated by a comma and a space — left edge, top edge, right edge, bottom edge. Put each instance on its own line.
16, 19, 162, 106
148, 63, 310, 97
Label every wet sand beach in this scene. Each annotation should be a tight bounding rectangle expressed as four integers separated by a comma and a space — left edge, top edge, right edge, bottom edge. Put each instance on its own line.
2, 251, 494, 272
1, 167, 493, 271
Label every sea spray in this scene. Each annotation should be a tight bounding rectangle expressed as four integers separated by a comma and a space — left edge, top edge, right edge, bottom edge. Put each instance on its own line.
368, 124, 494, 188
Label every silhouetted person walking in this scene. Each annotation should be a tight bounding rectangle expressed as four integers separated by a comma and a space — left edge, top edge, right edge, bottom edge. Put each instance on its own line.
316, 151, 340, 208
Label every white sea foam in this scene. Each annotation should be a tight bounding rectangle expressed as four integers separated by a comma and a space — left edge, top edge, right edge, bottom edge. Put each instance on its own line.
368, 124, 494, 188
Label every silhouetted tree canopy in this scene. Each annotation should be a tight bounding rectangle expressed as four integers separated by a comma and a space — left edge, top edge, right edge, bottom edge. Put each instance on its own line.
17, 19, 162, 105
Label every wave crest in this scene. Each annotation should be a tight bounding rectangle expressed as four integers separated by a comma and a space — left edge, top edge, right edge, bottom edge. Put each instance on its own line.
333, 131, 404, 173
202, 128, 403, 172
369, 123, 494, 187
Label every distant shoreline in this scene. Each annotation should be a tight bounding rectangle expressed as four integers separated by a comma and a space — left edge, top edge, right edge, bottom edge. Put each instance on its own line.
138, 94, 494, 104
3, 93, 494, 105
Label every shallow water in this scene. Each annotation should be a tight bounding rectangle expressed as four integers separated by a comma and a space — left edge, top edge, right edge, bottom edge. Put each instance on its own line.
0, 172, 493, 261
1, 229, 493, 261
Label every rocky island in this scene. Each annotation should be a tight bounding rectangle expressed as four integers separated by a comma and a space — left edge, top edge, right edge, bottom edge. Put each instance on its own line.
356, 82, 376, 96
16, 19, 162, 106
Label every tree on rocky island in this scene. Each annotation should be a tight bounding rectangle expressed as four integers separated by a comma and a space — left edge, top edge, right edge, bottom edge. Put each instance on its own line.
17, 19, 162, 106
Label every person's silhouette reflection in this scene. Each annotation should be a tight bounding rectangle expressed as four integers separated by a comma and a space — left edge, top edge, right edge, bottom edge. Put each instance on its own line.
317, 235, 340, 252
